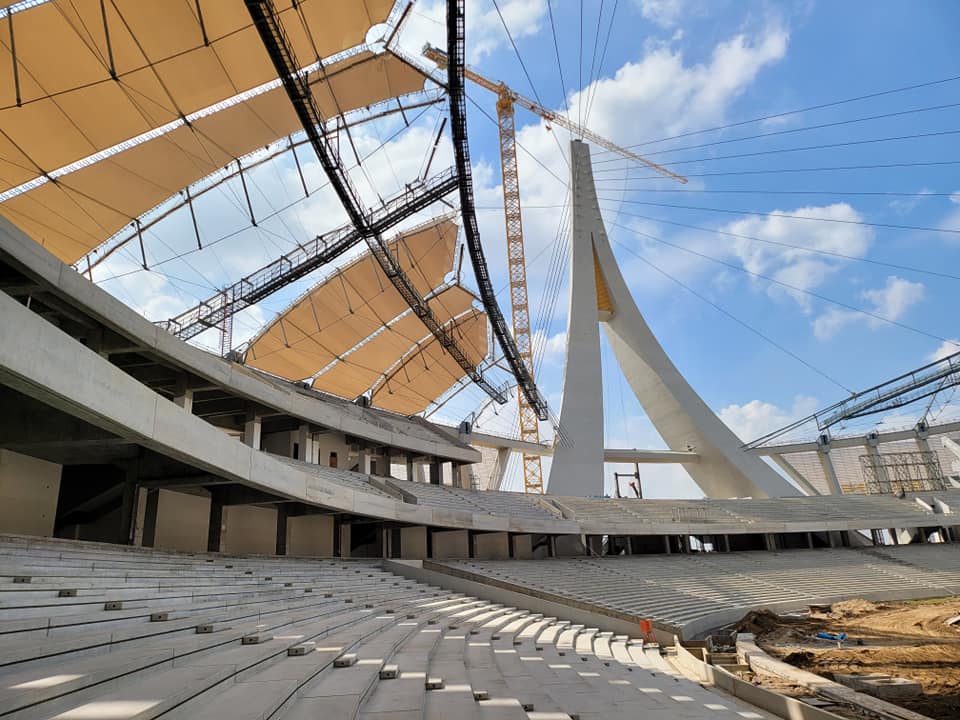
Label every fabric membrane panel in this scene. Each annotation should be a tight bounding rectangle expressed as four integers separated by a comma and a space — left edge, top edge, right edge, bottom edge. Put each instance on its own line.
311, 284, 478, 400
0, 50, 425, 262
0, 0, 393, 192
245, 218, 458, 382
370, 308, 489, 415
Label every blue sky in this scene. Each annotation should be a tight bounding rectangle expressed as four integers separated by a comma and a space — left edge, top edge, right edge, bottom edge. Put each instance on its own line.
93, 0, 960, 496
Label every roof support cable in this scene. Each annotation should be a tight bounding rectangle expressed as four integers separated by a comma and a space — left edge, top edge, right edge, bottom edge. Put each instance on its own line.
445, 0, 549, 419
184, 186, 201, 250
236, 159, 257, 227
245, 0, 506, 403
7, 10, 21, 106
98, 0, 117, 80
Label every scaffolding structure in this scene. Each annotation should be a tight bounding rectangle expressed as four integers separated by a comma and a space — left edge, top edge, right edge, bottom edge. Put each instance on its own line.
859, 450, 946, 494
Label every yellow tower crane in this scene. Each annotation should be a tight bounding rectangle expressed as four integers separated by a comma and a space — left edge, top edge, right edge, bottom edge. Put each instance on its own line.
423, 45, 685, 494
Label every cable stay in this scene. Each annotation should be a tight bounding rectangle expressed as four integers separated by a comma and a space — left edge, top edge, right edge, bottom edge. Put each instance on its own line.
245, 0, 507, 405
158, 169, 458, 341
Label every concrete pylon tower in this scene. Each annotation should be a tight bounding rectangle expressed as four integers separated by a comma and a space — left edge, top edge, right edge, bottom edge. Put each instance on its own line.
548, 141, 798, 498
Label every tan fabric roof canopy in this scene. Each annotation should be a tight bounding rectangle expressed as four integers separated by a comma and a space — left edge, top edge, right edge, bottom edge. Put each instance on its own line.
311, 284, 478, 399
370, 308, 489, 416
245, 218, 460, 382
0, 50, 425, 263
0, 0, 393, 193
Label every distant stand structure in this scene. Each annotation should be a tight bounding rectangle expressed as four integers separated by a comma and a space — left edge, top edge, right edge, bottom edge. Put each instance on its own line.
747, 349, 960, 495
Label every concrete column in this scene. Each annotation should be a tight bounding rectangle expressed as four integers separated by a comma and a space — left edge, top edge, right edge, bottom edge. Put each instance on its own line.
119, 464, 139, 546
817, 443, 843, 495
296, 424, 312, 463
207, 490, 224, 552
243, 411, 262, 450
429, 458, 441, 485
490, 447, 511, 491
548, 144, 606, 497
275, 505, 288, 556
451, 461, 463, 489
141, 488, 159, 548
357, 447, 369, 474
769, 454, 821, 496
332, 515, 342, 557
865, 435, 886, 491
339, 522, 351, 558
172, 378, 194, 413
406, 454, 415, 482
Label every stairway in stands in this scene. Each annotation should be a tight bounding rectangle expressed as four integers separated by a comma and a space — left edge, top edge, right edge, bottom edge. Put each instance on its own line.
0, 534, 777, 720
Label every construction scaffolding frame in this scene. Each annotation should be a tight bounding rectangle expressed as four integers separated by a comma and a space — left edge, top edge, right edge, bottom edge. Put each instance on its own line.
859, 450, 946, 494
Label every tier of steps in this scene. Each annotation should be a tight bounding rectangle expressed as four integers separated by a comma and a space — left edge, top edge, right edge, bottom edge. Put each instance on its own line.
0, 535, 780, 719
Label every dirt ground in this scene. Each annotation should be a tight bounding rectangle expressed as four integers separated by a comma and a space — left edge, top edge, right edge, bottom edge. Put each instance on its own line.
736, 598, 960, 720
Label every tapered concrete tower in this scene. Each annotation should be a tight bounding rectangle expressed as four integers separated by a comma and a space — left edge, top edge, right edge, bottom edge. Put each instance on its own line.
548, 141, 797, 498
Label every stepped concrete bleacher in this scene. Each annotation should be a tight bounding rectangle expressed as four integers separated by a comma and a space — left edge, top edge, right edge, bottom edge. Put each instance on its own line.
386, 478, 561, 521
437, 544, 960, 639
557, 492, 951, 534
271, 455, 395, 498
0, 535, 780, 720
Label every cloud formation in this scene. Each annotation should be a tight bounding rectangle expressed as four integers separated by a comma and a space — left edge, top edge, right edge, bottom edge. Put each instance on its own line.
723, 203, 872, 310
719, 395, 818, 443
812, 275, 925, 340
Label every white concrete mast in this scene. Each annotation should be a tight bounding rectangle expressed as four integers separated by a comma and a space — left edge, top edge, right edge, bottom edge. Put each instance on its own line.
548, 141, 798, 498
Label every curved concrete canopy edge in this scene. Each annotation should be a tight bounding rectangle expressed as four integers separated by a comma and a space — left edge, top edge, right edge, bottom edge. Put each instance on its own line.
0, 218, 479, 464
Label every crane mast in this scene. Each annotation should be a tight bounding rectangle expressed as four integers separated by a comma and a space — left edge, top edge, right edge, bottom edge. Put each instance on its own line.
422, 45, 685, 493
496, 89, 545, 493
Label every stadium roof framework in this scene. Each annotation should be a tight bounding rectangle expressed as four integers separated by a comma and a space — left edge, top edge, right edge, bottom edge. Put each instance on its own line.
0, 45, 424, 261
245, 217, 490, 412
0, 0, 393, 192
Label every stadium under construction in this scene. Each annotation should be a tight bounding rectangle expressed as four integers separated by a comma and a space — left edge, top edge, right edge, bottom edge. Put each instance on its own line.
0, 1, 958, 719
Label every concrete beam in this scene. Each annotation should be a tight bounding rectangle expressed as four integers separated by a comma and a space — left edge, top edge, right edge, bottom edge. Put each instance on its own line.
0, 216, 480, 464
466, 431, 700, 464
753, 420, 960, 456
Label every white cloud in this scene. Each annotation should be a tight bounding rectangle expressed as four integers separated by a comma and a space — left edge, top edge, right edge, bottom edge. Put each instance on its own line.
812, 276, 925, 340
723, 203, 872, 310
950, 191, 960, 205
551, 26, 788, 149
531, 329, 567, 366
929, 339, 960, 363
397, 0, 546, 63
719, 395, 818, 443
888, 188, 932, 215
864, 275, 925, 319
636, 0, 689, 28
477, 23, 790, 315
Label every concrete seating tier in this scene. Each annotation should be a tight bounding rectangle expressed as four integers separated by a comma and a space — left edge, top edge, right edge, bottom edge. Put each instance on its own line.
441, 544, 960, 633
385, 478, 560, 521
0, 535, 775, 720
270, 454, 394, 498
558, 492, 944, 528
555, 497, 746, 524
